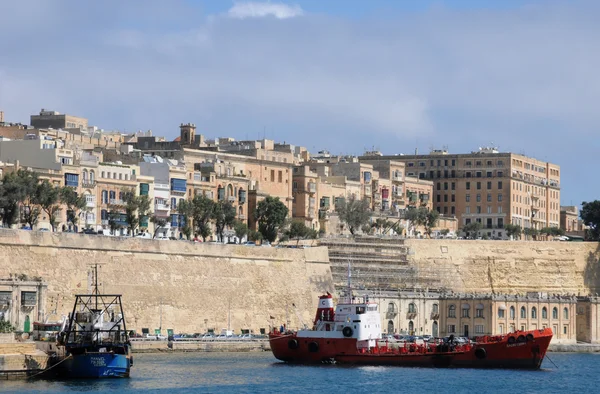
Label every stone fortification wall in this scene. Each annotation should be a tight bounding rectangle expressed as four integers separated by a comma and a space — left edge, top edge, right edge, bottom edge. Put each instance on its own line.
0, 230, 333, 335
404, 239, 600, 295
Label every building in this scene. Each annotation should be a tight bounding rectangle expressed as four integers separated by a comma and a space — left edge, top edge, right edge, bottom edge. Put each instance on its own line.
371, 291, 441, 336
560, 206, 587, 236
0, 277, 47, 333
30, 109, 88, 130
361, 147, 561, 239
438, 292, 577, 344
576, 296, 600, 344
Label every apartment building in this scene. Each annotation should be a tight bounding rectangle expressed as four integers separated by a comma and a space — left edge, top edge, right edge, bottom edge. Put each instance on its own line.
30, 109, 88, 130
361, 147, 560, 239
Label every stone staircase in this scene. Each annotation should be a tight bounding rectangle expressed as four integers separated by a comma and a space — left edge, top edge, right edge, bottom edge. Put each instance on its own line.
319, 236, 443, 292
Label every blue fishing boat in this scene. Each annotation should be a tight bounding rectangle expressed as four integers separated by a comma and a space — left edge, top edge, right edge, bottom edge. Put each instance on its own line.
55, 265, 132, 378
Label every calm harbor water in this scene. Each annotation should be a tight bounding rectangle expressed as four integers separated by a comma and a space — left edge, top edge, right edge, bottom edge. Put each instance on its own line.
1, 352, 598, 393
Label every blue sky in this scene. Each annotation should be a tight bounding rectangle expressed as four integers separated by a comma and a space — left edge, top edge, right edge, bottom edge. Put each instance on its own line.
0, 0, 598, 206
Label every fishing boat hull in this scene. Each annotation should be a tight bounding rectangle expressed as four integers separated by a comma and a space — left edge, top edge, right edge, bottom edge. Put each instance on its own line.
57, 352, 131, 378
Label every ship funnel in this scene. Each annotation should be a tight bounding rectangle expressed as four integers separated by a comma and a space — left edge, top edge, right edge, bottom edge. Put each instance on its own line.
314, 293, 335, 325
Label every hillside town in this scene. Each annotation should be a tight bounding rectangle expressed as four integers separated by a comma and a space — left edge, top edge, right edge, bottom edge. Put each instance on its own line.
0, 109, 587, 242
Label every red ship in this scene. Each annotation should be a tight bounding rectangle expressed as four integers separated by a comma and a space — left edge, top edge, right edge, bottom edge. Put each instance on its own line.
269, 294, 553, 369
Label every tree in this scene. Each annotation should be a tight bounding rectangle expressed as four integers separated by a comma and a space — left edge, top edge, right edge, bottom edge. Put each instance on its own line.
233, 220, 248, 243
404, 208, 419, 237
523, 227, 539, 240
336, 195, 370, 235
287, 220, 310, 245
504, 224, 522, 239
440, 229, 450, 237
255, 196, 288, 243
36, 180, 61, 232
463, 222, 483, 239
248, 230, 263, 242
122, 189, 152, 236
60, 186, 87, 230
581, 200, 600, 241
177, 199, 194, 240
0, 169, 37, 228
190, 195, 215, 242
420, 208, 440, 238
150, 216, 167, 239
212, 201, 236, 242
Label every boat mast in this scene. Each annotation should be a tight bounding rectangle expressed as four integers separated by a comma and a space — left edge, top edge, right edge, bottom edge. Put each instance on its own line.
93, 263, 99, 310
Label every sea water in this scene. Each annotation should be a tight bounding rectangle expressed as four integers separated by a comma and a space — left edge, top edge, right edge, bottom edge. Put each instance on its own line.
1, 352, 597, 393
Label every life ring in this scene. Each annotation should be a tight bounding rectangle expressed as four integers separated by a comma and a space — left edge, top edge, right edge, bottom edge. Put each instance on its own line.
308, 341, 319, 353
288, 339, 299, 350
507, 336, 516, 344
517, 335, 526, 343
526, 333, 534, 342
342, 326, 353, 338
474, 348, 487, 360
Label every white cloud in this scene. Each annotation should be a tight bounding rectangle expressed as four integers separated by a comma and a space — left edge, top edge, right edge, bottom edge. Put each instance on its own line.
227, 2, 304, 19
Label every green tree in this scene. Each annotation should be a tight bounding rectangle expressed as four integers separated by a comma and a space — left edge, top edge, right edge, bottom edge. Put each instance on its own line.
150, 215, 167, 239
404, 207, 419, 236
420, 208, 440, 238
0, 171, 26, 227
581, 200, 600, 241
212, 201, 237, 242
286, 220, 310, 245
122, 189, 151, 236
190, 195, 215, 242
504, 223, 522, 239
523, 227, 539, 240
255, 196, 288, 243
177, 199, 194, 240
36, 180, 61, 231
233, 220, 248, 243
440, 229, 450, 237
60, 186, 87, 230
248, 229, 263, 242
463, 222, 483, 239
336, 195, 370, 235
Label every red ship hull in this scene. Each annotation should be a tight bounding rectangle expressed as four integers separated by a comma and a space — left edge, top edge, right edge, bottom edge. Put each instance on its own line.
269, 328, 552, 370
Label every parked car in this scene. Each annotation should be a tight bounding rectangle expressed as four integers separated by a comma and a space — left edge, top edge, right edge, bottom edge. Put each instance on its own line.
155, 236, 170, 241
243, 241, 256, 247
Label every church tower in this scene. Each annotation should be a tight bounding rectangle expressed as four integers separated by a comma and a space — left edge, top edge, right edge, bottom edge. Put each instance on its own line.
179, 123, 196, 145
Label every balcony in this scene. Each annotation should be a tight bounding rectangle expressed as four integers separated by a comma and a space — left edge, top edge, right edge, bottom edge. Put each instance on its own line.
392, 175, 403, 182
386, 311, 398, 319
406, 312, 417, 320
430, 312, 440, 320
155, 203, 170, 211
86, 199, 96, 208
82, 181, 96, 188
238, 214, 246, 220
101, 219, 109, 225
109, 199, 124, 206
228, 196, 236, 203
154, 183, 170, 190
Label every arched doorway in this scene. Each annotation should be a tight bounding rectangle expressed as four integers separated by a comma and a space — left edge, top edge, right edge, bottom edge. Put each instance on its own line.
24, 315, 31, 333
432, 321, 438, 337
387, 320, 394, 334
408, 320, 414, 335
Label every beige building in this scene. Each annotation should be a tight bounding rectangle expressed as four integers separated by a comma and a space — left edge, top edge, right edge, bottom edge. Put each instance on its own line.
371, 292, 441, 336
0, 277, 47, 333
439, 293, 577, 344
30, 109, 88, 130
361, 147, 561, 239
576, 296, 600, 344
560, 206, 587, 236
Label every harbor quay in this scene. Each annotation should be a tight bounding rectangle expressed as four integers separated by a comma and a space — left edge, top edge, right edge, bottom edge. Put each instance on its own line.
0, 229, 600, 376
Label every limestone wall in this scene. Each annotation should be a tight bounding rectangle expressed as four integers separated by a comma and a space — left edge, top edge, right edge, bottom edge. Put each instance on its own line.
404, 239, 600, 295
0, 230, 333, 335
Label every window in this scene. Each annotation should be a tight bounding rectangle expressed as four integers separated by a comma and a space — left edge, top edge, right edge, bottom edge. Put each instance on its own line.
451, 182, 455, 190
447, 325, 456, 333
293, 181, 298, 190
432, 304, 439, 314
563, 307, 569, 319
451, 206, 455, 215
510, 306, 515, 319
498, 194, 503, 202
270, 169, 275, 182
552, 307, 558, 319
451, 159, 455, 166
444, 195, 448, 203
542, 307, 548, 319
476, 172, 482, 178
466, 194, 470, 202
451, 195, 455, 202
437, 183, 441, 190
486, 171, 492, 177
476, 194, 481, 202
466, 172, 472, 178
448, 305, 456, 318
408, 321, 414, 333
564, 326, 567, 335
408, 303, 416, 313
487, 194, 492, 202
437, 195, 441, 203
466, 182, 471, 190
498, 181, 503, 189
487, 181, 492, 189
476, 206, 482, 214
521, 306, 527, 319
278, 170, 283, 183
444, 182, 448, 190
476, 305, 484, 318
462, 305, 470, 318
171, 197, 177, 210
532, 307, 537, 319
477, 182, 481, 190
101, 190, 108, 204
466, 207, 471, 214
475, 325, 484, 334
498, 171, 503, 177
498, 308, 505, 318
